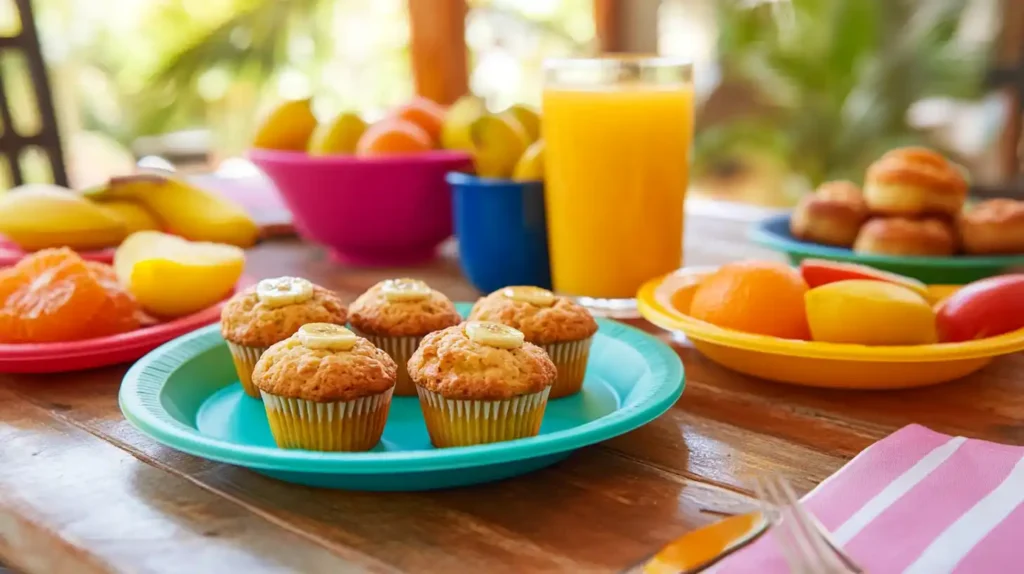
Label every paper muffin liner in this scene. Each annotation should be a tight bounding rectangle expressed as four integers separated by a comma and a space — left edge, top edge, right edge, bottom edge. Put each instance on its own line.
261, 388, 393, 451
541, 337, 593, 399
351, 329, 422, 396
226, 342, 271, 399
416, 386, 550, 448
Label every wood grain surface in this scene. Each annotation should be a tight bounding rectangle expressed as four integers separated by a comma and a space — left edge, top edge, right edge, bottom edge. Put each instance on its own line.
0, 213, 1021, 573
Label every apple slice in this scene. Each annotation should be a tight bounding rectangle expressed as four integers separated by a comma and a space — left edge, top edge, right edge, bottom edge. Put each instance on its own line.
798, 259, 928, 299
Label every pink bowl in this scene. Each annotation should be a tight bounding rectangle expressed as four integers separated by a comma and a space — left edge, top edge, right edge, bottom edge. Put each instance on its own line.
249, 149, 473, 266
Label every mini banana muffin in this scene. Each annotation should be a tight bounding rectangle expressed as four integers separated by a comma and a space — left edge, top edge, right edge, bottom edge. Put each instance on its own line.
253, 323, 396, 451
790, 181, 869, 247
348, 278, 461, 396
408, 321, 556, 448
959, 199, 1024, 255
467, 286, 597, 398
221, 276, 347, 398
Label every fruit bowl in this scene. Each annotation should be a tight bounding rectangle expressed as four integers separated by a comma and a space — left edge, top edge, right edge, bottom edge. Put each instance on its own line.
249, 149, 473, 266
637, 267, 1024, 389
750, 214, 1024, 284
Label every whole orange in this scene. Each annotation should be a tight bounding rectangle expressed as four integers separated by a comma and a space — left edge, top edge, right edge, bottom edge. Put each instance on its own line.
356, 119, 433, 157
689, 261, 811, 339
391, 97, 446, 145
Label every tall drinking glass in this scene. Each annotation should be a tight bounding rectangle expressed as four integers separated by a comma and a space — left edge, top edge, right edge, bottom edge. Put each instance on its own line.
542, 56, 694, 317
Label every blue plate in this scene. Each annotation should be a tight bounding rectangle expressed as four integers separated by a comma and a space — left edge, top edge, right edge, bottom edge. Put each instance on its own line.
119, 304, 684, 491
750, 214, 1024, 284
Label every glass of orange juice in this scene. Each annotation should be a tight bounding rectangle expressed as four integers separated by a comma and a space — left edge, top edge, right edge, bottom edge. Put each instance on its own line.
542, 56, 694, 317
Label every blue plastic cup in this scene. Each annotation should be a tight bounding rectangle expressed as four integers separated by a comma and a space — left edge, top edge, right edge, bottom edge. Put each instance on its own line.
447, 172, 552, 293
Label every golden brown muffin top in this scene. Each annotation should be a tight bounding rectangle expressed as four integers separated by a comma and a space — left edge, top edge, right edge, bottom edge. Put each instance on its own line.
961, 199, 1024, 226
407, 323, 556, 400
467, 287, 598, 344
220, 283, 347, 347
866, 147, 968, 196
348, 278, 461, 337
252, 333, 396, 402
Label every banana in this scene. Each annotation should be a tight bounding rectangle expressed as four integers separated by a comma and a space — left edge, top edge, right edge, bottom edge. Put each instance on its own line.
0, 184, 126, 251
85, 173, 259, 248
512, 139, 545, 182
502, 286, 555, 307
465, 321, 525, 349
381, 278, 432, 302
298, 323, 357, 351
256, 276, 314, 308
97, 200, 161, 234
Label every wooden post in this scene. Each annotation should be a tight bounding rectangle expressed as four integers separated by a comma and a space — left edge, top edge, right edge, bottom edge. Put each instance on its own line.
593, 0, 660, 54
407, 0, 469, 105
993, 0, 1024, 185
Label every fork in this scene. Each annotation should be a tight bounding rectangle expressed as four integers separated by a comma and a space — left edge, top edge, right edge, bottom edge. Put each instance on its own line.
753, 474, 865, 574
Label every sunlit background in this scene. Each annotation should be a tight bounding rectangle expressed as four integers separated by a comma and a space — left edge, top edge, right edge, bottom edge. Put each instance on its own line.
0, 0, 1013, 206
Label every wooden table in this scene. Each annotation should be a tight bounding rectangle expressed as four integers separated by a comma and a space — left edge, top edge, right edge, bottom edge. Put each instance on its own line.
1, 211, 1021, 574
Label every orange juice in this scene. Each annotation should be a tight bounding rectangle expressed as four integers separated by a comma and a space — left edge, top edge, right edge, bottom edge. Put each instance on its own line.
543, 82, 694, 300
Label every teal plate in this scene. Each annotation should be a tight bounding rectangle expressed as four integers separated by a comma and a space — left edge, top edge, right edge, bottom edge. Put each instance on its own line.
751, 214, 1024, 284
119, 304, 684, 491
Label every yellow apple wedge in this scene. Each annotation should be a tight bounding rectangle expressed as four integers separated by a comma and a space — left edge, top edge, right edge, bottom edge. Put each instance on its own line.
503, 104, 541, 143
115, 231, 245, 318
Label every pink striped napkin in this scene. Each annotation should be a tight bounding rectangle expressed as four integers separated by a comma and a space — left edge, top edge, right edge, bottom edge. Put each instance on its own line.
713, 425, 1024, 573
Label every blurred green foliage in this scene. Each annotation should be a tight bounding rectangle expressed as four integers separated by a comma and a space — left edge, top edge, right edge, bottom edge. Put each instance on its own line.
696, 0, 990, 187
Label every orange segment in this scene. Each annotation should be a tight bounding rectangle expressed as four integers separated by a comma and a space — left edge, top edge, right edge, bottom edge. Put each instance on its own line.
0, 248, 107, 343
689, 261, 811, 340
85, 261, 142, 337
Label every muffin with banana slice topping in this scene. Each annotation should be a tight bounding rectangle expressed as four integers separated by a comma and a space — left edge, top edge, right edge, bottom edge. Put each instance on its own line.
348, 278, 461, 396
407, 321, 556, 448
252, 323, 396, 451
221, 276, 348, 398
468, 286, 597, 398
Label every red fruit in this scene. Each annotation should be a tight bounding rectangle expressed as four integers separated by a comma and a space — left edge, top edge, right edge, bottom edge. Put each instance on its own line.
935, 275, 1024, 342
799, 259, 928, 299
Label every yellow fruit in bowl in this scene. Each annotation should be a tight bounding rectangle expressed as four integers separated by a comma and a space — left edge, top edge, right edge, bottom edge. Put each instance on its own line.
252, 98, 318, 151
308, 112, 367, 155
115, 231, 245, 318
512, 139, 545, 182
503, 104, 541, 143
440, 94, 486, 151
0, 184, 126, 250
805, 280, 937, 345
470, 114, 530, 179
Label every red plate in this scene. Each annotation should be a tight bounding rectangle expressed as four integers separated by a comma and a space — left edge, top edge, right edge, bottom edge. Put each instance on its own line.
0, 237, 115, 266
0, 279, 251, 373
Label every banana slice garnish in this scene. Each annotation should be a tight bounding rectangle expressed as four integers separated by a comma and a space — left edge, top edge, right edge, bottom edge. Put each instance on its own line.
381, 278, 432, 302
257, 276, 314, 308
465, 321, 525, 349
297, 323, 357, 351
502, 286, 555, 307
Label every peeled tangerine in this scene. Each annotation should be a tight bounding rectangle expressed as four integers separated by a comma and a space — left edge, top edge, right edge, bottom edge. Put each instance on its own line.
114, 231, 245, 318
805, 280, 937, 345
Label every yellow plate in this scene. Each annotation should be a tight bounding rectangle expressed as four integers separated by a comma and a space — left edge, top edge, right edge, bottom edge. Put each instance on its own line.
637, 268, 1024, 389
